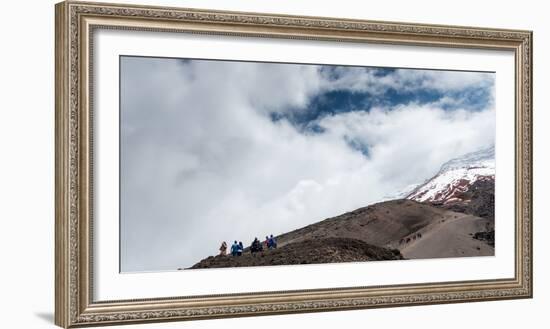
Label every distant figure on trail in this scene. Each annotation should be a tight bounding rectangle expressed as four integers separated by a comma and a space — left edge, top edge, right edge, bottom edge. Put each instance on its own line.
237, 241, 244, 256
268, 234, 277, 249
231, 241, 239, 257
250, 237, 262, 253
219, 241, 227, 256
264, 236, 270, 250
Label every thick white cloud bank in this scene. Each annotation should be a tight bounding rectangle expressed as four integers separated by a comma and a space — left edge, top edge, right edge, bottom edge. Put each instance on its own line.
120, 57, 495, 271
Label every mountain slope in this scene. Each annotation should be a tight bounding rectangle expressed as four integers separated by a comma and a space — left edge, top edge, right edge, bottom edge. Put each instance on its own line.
400, 210, 493, 258
188, 199, 493, 269
403, 146, 495, 248
187, 147, 497, 270
277, 199, 455, 248
276, 199, 492, 253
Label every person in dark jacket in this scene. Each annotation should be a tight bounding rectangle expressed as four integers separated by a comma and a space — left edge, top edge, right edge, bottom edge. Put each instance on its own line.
250, 237, 262, 253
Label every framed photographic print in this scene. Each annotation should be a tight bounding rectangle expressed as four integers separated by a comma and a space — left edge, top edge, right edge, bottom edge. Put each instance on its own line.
55, 1, 533, 327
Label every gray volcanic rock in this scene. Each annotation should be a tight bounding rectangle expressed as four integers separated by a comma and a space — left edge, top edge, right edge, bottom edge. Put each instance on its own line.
433, 179, 495, 221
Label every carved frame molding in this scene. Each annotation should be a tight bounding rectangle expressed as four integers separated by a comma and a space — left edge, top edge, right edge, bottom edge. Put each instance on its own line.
55, 1, 532, 327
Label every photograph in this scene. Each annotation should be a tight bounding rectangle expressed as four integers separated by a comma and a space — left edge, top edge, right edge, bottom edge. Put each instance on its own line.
119, 56, 496, 272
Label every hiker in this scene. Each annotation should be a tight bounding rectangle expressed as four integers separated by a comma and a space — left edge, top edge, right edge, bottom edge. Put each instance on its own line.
268, 234, 277, 249
219, 241, 227, 256
264, 236, 270, 250
251, 237, 262, 253
231, 240, 239, 257
250, 239, 256, 253
237, 241, 244, 256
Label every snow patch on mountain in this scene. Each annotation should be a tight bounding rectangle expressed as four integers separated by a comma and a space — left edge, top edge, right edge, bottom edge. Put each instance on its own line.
406, 146, 495, 204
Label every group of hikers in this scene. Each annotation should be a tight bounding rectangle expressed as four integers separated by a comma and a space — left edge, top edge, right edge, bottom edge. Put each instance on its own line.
218, 235, 278, 257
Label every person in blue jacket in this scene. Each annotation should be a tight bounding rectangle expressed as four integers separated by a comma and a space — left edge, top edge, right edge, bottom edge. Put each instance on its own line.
268, 234, 277, 249
237, 241, 244, 256
231, 240, 239, 257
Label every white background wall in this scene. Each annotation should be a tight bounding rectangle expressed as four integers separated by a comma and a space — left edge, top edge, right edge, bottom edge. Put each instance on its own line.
0, 0, 547, 328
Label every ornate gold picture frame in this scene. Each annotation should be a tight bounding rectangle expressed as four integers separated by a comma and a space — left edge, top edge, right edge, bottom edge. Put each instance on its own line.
55, 1, 532, 327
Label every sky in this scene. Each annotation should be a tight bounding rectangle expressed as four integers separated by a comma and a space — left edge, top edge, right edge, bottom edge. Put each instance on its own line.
119, 56, 495, 272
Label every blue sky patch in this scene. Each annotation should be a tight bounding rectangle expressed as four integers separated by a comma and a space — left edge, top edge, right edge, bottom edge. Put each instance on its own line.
271, 68, 493, 131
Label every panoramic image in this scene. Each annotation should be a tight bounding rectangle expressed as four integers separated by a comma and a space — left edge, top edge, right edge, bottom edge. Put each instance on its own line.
119, 56, 495, 272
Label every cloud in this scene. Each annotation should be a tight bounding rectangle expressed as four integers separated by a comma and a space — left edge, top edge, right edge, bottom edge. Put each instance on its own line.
120, 57, 495, 271
316, 105, 495, 184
